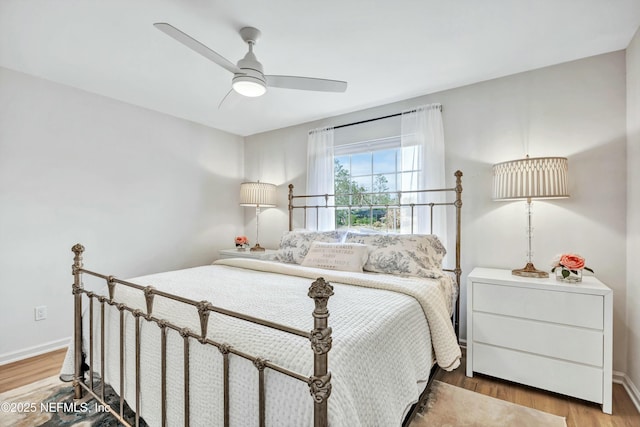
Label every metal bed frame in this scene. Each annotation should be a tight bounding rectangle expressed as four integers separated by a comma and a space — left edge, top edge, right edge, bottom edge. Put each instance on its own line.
70, 170, 462, 427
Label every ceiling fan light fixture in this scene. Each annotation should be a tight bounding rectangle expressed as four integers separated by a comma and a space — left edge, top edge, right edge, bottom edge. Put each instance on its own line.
232, 75, 266, 97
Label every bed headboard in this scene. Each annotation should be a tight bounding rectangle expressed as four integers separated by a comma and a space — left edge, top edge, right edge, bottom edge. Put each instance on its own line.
287, 170, 463, 337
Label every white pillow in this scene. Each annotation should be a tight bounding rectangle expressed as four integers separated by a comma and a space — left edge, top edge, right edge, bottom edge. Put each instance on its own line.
301, 242, 369, 272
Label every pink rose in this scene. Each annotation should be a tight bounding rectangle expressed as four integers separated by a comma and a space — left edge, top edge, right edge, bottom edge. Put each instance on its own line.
560, 254, 585, 270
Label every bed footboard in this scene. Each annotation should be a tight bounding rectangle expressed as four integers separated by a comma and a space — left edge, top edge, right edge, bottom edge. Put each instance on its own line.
71, 243, 333, 427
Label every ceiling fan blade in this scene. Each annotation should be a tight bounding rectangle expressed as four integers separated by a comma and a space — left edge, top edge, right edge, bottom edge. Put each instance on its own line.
265, 75, 347, 92
154, 23, 242, 74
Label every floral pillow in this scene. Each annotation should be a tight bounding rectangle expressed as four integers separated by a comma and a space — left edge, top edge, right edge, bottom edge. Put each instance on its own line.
344, 232, 446, 278
275, 230, 346, 264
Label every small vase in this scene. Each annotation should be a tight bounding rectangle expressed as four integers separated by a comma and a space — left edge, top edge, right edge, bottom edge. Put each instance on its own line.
555, 268, 582, 283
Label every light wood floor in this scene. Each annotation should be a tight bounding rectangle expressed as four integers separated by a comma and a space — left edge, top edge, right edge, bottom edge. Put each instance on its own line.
1, 348, 638, 426
0, 348, 68, 393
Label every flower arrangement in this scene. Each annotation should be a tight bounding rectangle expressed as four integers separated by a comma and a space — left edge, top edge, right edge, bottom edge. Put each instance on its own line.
551, 253, 593, 282
235, 236, 249, 249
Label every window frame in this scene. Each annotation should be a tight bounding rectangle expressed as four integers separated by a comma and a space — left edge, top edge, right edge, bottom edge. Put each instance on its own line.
333, 136, 421, 231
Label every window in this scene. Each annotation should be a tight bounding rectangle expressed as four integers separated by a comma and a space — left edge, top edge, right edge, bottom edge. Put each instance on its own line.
306, 105, 444, 236
333, 137, 420, 230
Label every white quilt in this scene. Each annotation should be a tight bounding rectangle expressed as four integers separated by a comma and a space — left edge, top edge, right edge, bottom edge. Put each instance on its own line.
61, 259, 460, 427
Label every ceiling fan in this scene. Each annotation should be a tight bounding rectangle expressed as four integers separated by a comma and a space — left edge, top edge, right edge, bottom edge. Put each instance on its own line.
153, 23, 348, 98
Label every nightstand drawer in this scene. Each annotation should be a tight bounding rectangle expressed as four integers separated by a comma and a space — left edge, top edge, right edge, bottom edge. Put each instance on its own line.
473, 312, 603, 366
473, 343, 604, 404
474, 282, 603, 329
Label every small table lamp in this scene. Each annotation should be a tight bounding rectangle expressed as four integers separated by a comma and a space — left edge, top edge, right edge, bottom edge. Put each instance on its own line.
240, 181, 277, 252
493, 156, 569, 277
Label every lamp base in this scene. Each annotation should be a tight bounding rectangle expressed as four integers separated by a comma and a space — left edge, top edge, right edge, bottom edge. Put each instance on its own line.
250, 243, 266, 252
512, 262, 549, 278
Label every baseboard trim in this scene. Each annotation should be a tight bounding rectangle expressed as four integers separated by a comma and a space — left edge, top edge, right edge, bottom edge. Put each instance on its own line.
0, 337, 70, 366
613, 370, 640, 413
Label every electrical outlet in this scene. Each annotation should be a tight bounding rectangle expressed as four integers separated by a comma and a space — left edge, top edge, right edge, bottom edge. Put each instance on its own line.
35, 305, 47, 321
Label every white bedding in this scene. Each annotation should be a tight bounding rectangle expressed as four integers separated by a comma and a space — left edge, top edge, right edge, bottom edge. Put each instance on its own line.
61, 258, 460, 426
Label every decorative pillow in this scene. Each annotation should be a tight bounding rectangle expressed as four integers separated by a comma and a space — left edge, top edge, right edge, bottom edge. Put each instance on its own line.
344, 232, 446, 278
275, 230, 346, 264
301, 242, 369, 272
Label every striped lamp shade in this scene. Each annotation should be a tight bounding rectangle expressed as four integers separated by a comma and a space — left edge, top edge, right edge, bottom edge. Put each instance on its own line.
240, 182, 277, 207
493, 156, 569, 201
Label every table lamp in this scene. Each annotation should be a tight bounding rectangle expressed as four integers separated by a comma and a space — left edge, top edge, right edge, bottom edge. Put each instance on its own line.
492, 156, 569, 277
240, 181, 277, 252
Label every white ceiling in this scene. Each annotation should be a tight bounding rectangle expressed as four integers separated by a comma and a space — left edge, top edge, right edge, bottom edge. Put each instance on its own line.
1, 1, 639, 137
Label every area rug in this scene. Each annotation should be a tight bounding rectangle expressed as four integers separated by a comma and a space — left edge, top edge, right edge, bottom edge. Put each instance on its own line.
1, 377, 566, 426
412, 380, 567, 427
0, 375, 145, 427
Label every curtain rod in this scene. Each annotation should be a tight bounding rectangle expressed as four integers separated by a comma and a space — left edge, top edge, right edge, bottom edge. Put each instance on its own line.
309, 104, 442, 134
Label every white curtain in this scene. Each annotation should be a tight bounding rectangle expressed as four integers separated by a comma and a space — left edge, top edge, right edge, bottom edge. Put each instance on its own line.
400, 104, 447, 252
306, 127, 335, 230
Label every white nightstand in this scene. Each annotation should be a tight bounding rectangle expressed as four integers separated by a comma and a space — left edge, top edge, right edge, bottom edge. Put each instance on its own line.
466, 267, 613, 414
218, 248, 277, 260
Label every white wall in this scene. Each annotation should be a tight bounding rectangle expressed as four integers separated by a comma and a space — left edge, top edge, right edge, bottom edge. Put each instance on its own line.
245, 51, 629, 373
626, 28, 640, 402
0, 67, 245, 363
